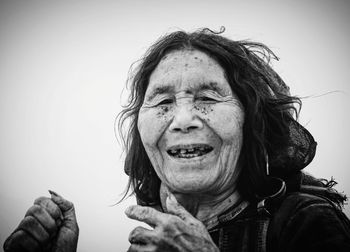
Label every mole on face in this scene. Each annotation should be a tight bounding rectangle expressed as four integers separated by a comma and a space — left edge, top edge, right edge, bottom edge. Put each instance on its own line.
156, 106, 169, 117
156, 106, 172, 123
193, 103, 214, 120
193, 56, 204, 63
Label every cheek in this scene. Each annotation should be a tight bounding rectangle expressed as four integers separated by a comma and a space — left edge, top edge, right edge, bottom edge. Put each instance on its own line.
195, 103, 244, 142
137, 107, 173, 147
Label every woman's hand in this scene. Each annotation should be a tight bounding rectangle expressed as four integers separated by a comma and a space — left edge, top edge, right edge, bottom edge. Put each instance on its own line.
126, 193, 219, 252
3, 191, 79, 252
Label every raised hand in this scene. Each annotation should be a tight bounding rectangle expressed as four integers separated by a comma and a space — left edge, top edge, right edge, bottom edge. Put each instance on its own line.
126, 193, 219, 252
3, 191, 79, 252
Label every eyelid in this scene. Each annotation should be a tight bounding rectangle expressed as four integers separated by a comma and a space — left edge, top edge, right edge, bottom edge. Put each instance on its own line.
195, 96, 217, 102
146, 93, 172, 104
154, 94, 175, 106
157, 98, 174, 105
195, 90, 222, 101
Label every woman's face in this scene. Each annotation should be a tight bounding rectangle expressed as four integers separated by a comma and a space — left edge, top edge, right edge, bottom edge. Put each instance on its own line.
137, 49, 245, 195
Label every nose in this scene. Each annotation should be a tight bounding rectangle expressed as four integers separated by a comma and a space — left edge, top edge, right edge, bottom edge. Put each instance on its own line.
168, 104, 204, 133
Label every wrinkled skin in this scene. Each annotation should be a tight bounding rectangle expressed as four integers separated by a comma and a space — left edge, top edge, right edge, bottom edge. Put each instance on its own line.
138, 49, 244, 195
3, 191, 79, 252
126, 192, 219, 252
131, 49, 245, 251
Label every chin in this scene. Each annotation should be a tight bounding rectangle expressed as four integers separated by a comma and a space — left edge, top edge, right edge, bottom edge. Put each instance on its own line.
165, 172, 219, 194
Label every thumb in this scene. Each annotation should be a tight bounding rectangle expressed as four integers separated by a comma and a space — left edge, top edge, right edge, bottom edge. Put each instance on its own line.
166, 193, 196, 222
48, 190, 78, 232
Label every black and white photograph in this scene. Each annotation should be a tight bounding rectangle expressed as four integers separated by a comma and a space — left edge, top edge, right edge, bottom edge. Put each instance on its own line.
1, 0, 350, 251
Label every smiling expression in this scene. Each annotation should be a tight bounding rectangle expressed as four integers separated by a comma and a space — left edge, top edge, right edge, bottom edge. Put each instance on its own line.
137, 49, 245, 195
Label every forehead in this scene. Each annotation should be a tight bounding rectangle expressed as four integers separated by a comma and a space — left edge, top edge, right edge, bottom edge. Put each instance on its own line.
146, 49, 231, 94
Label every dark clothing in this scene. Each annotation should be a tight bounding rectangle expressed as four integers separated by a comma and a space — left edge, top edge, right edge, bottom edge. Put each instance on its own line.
269, 192, 350, 251
209, 174, 350, 252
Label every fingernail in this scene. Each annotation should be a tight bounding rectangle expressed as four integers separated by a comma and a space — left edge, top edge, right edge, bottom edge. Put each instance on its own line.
125, 206, 133, 215
48, 190, 59, 197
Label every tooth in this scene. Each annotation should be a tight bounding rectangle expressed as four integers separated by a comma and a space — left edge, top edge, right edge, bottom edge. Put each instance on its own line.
170, 150, 177, 154
180, 149, 186, 154
188, 148, 194, 152
199, 147, 205, 151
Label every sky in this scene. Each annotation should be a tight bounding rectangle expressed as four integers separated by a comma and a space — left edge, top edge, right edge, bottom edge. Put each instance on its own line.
0, 0, 349, 251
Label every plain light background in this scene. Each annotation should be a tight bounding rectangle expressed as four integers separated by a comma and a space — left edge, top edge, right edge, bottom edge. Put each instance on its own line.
1, 0, 349, 251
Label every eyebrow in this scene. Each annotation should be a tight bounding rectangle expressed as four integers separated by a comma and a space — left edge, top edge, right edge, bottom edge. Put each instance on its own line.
195, 82, 225, 94
146, 85, 175, 101
146, 82, 226, 100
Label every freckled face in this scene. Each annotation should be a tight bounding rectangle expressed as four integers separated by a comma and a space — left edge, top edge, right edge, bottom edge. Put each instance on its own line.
137, 49, 245, 195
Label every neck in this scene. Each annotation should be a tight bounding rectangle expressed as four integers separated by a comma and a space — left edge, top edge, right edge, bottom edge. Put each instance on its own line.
160, 183, 241, 226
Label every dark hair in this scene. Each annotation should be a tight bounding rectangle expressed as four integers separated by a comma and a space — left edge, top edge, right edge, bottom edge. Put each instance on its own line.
118, 28, 316, 206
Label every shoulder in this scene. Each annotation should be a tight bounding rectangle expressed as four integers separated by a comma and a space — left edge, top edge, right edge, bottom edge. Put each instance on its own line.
279, 191, 341, 216
268, 192, 350, 252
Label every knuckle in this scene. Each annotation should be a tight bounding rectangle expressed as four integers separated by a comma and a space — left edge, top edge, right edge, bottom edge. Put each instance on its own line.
167, 215, 181, 225
129, 226, 146, 240
160, 217, 179, 232
125, 205, 135, 216
129, 226, 157, 246
130, 226, 143, 236
29, 206, 58, 234
36, 199, 62, 219
133, 206, 153, 220
128, 228, 139, 242
19, 216, 36, 229
129, 230, 138, 243
19, 216, 50, 242
139, 207, 151, 217
18, 215, 37, 228
34, 196, 50, 205
25, 204, 42, 217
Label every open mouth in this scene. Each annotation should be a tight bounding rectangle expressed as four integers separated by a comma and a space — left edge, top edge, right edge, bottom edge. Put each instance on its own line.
166, 144, 214, 158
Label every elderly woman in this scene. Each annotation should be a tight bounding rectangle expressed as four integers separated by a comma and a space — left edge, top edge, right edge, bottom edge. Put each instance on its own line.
4, 28, 350, 252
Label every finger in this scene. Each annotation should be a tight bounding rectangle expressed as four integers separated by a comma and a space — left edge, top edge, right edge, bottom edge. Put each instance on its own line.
26, 204, 58, 235
127, 244, 144, 252
3, 230, 40, 252
16, 215, 50, 244
166, 193, 196, 222
34, 196, 63, 225
125, 205, 166, 227
127, 243, 156, 252
48, 190, 79, 234
48, 190, 74, 213
129, 226, 155, 245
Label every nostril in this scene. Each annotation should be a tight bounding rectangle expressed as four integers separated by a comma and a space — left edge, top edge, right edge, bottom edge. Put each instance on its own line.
175, 125, 198, 133
187, 126, 198, 131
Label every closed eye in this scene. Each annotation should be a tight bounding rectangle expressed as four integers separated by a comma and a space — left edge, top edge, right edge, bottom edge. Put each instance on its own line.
157, 98, 173, 105
196, 96, 217, 102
